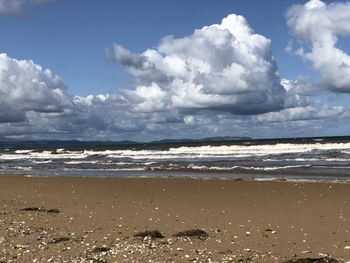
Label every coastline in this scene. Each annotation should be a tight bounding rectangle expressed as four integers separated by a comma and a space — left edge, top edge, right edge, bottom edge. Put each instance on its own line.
4, 169, 350, 185
0, 174, 349, 262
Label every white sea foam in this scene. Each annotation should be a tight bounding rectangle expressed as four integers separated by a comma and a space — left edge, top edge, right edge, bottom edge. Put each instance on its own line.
187, 164, 311, 171
32, 160, 52, 164
82, 142, 350, 160
14, 149, 34, 154
3, 142, 350, 163
264, 158, 350, 162
0, 151, 86, 160
14, 166, 33, 170
63, 167, 145, 171
64, 160, 99, 165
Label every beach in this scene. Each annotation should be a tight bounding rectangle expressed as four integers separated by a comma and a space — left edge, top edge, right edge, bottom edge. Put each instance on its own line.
0, 175, 349, 262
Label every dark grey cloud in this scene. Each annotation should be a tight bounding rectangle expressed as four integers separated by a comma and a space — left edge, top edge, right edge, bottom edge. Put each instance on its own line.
106, 45, 170, 84
0, 104, 25, 123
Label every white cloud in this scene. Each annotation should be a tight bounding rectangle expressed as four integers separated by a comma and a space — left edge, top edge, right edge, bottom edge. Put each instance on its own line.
108, 14, 286, 115
286, 0, 350, 92
0, 0, 22, 14
0, 53, 71, 115
1, 10, 349, 140
0, 53, 154, 139
257, 104, 346, 123
0, 0, 53, 15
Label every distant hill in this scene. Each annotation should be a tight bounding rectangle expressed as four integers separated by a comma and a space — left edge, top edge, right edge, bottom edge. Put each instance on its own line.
152, 136, 251, 144
2, 135, 350, 150
0, 140, 139, 149
0, 136, 251, 149
199, 136, 252, 142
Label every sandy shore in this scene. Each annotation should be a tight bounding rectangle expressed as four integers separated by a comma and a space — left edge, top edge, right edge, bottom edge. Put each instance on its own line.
0, 175, 349, 262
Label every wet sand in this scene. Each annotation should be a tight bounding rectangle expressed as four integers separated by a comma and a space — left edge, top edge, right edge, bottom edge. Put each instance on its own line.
0, 175, 349, 262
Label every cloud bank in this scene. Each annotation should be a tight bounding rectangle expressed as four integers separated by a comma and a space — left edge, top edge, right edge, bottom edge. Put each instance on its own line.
0, 53, 149, 139
0, 5, 350, 140
286, 0, 350, 92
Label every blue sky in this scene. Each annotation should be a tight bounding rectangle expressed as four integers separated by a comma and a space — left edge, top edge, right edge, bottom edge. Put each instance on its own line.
1, 0, 350, 140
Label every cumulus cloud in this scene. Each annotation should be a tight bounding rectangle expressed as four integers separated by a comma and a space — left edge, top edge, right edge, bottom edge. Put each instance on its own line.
1, 10, 349, 140
257, 104, 346, 123
286, 0, 350, 92
0, 53, 70, 115
0, 0, 53, 15
108, 14, 286, 115
102, 12, 349, 139
0, 53, 156, 139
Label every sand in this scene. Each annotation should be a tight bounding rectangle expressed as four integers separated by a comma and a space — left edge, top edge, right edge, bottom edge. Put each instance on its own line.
0, 175, 349, 262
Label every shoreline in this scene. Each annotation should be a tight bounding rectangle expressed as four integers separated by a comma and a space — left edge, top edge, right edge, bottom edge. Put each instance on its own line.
0, 170, 350, 184
0, 174, 349, 262
3, 171, 350, 185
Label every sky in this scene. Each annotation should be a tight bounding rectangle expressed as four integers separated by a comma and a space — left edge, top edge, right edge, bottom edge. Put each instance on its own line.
1, 0, 350, 141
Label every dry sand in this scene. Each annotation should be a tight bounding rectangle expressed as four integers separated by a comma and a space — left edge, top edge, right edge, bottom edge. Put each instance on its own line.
0, 175, 350, 262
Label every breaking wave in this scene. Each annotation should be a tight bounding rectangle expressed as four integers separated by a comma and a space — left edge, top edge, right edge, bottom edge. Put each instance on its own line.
1, 140, 350, 179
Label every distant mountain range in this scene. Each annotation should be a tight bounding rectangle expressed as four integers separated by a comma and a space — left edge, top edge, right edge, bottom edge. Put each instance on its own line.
2, 135, 350, 150
151, 136, 252, 144
0, 136, 251, 149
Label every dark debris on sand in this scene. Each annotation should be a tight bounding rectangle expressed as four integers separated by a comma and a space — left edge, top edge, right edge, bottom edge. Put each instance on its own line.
134, 230, 164, 239
46, 208, 60, 213
21, 207, 60, 214
283, 256, 343, 263
173, 229, 209, 240
92, 246, 111, 253
49, 236, 71, 244
86, 258, 108, 263
20, 207, 45, 212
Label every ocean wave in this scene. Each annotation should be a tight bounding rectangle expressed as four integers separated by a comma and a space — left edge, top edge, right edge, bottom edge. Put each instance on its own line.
13, 166, 33, 171
0, 151, 86, 160
14, 149, 34, 154
263, 158, 350, 162
62, 167, 146, 171
64, 160, 99, 165
82, 142, 350, 160
186, 164, 312, 171
5, 142, 350, 161
132, 164, 312, 172
32, 160, 53, 164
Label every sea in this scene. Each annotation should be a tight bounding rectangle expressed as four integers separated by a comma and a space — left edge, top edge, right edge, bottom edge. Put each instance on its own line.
1, 136, 350, 182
